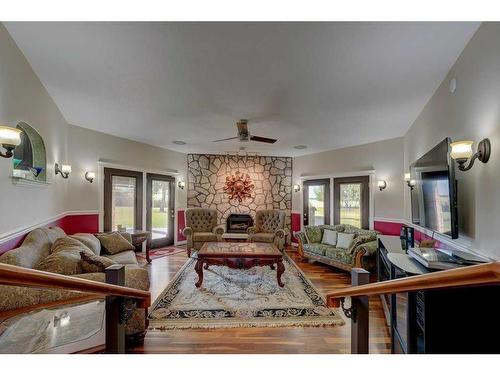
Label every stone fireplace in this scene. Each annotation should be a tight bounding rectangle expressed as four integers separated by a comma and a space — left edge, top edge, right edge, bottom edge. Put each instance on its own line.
187, 154, 292, 242
226, 213, 253, 233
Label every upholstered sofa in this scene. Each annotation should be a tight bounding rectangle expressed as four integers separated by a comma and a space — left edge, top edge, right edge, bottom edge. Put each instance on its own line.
0, 227, 150, 344
182, 208, 224, 256
247, 210, 288, 251
294, 224, 378, 272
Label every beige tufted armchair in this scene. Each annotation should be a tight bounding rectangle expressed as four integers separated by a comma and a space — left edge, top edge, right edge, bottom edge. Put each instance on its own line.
183, 208, 225, 257
247, 210, 288, 251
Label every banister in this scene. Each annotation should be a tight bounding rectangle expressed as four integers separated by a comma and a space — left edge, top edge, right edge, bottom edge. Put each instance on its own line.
327, 262, 500, 307
0, 263, 150, 301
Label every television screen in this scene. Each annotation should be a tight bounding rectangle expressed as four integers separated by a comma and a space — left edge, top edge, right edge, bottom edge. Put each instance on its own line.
410, 138, 458, 238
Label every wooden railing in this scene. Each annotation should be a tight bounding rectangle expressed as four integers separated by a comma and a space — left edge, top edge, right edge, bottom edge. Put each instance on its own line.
0, 263, 151, 353
325, 262, 500, 353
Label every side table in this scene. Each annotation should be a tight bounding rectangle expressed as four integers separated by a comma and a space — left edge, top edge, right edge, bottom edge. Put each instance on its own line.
124, 229, 152, 263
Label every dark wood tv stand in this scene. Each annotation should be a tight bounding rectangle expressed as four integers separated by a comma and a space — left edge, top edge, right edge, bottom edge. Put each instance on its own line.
377, 235, 500, 354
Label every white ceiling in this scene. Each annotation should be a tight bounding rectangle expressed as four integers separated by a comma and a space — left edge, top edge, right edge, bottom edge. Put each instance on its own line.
5, 22, 479, 156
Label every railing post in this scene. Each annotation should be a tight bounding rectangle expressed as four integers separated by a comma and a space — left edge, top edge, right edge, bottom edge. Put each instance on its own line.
351, 268, 370, 354
105, 265, 125, 354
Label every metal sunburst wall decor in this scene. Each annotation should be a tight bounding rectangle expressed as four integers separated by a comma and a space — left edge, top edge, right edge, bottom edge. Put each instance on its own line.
224, 171, 255, 202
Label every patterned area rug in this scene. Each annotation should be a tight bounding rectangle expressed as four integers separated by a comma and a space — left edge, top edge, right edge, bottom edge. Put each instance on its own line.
147, 253, 344, 329
136, 247, 186, 262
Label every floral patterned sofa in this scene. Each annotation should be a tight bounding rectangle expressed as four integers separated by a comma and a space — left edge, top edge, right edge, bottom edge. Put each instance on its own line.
0, 227, 150, 344
294, 224, 378, 272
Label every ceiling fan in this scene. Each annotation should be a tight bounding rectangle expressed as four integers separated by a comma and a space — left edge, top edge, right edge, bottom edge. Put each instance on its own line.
213, 119, 277, 144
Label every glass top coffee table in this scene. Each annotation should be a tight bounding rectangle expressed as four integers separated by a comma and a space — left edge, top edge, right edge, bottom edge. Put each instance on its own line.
195, 242, 285, 288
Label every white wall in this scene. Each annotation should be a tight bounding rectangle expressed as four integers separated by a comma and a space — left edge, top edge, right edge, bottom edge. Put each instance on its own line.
0, 24, 69, 234
0, 23, 187, 239
292, 137, 405, 225
66, 124, 187, 215
404, 23, 500, 260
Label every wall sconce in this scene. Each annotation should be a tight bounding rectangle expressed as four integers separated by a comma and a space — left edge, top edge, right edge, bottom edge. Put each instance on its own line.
377, 180, 387, 191
404, 172, 416, 190
0, 126, 22, 158
450, 138, 491, 171
293, 184, 301, 192
55, 163, 71, 179
178, 180, 185, 189
85, 171, 95, 183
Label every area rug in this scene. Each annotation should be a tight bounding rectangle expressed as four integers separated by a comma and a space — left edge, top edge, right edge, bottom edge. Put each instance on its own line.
147, 253, 344, 330
136, 247, 186, 261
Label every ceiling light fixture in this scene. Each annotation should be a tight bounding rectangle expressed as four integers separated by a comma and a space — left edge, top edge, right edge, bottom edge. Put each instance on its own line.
173, 140, 186, 145
294, 145, 307, 150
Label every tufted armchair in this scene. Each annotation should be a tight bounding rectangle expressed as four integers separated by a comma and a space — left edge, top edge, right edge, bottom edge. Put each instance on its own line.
183, 208, 224, 257
247, 210, 288, 251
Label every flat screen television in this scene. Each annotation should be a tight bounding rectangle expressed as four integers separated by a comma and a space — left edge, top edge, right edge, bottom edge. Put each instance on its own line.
410, 137, 459, 239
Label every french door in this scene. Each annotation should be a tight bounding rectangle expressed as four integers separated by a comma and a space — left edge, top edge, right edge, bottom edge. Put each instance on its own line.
333, 176, 369, 229
146, 173, 175, 248
104, 168, 143, 232
303, 179, 331, 226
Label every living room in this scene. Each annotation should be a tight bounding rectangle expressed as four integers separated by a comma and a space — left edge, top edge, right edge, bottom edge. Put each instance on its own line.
1, 1, 499, 373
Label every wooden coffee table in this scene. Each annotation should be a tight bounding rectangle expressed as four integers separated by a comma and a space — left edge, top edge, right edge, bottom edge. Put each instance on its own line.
195, 242, 285, 288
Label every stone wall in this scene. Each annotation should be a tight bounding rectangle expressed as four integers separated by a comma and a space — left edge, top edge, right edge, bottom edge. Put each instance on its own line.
187, 154, 292, 240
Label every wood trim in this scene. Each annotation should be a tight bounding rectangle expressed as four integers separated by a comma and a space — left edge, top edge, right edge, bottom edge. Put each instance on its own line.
103, 168, 143, 232
333, 175, 369, 229
0, 263, 150, 302
326, 261, 500, 307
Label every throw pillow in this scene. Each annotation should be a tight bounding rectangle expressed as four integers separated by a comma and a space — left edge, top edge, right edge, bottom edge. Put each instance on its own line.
304, 226, 323, 244
36, 250, 84, 275
50, 237, 94, 255
336, 232, 355, 250
70, 233, 101, 255
321, 229, 338, 246
348, 235, 374, 253
96, 232, 135, 255
79, 251, 116, 273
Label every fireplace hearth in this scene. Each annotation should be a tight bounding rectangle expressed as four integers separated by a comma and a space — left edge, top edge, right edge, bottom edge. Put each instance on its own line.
227, 214, 253, 233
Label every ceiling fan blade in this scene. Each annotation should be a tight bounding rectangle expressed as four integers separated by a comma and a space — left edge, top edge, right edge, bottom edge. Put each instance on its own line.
212, 136, 240, 143
250, 135, 277, 144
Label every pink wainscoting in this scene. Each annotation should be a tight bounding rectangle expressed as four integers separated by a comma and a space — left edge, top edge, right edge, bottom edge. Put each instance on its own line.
374, 220, 403, 236
374, 220, 458, 252
291, 212, 301, 243
57, 214, 99, 235
177, 209, 186, 242
0, 213, 99, 255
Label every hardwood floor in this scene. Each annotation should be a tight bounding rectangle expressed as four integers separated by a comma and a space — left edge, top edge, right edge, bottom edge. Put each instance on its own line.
129, 249, 391, 354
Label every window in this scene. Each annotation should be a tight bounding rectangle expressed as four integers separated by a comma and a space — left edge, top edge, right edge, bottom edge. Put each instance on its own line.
303, 179, 331, 226
334, 176, 369, 229
12, 122, 47, 182
104, 168, 143, 232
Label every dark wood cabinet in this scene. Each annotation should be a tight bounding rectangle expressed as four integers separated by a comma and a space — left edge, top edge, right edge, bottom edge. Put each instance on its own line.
378, 235, 500, 354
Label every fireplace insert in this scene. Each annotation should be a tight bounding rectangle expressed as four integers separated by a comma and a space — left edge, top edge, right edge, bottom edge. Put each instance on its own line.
226, 214, 253, 233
